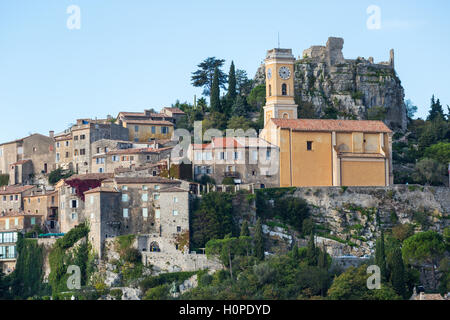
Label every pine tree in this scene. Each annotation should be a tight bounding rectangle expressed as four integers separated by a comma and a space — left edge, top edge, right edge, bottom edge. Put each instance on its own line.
390, 246, 406, 298
375, 229, 387, 280
254, 218, 264, 261
210, 67, 221, 112
232, 96, 247, 117
240, 220, 250, 237
306, 231, 317, 266
427, 95, 445, 121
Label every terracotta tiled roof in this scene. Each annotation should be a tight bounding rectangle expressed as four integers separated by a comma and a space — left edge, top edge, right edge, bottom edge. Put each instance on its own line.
0, 185, 35, 195
114, 176, 181, 185
411, 293, 445, 300
212, 137, 243, 148
270, 119, 392, 133
11, 159, 31, 166
84, 187, 119, 194
192, 143, 213, 150
65, 173, 114, 182
160, 186, 188, 193
123, 119, 174, 126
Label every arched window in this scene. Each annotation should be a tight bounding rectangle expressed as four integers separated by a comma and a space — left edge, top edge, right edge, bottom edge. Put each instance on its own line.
150, 241, 161, 252
268, 85, 272, 96
281, 83, 287, 96
282, 113, 289, 119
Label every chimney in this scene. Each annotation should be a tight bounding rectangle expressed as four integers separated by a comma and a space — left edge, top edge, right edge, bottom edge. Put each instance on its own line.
49, 131, 54, 139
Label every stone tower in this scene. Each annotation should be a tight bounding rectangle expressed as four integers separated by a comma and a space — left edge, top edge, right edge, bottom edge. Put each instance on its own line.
263, 48, 298, 127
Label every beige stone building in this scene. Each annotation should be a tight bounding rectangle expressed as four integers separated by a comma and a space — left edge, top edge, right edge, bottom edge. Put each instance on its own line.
0, 185, 36, 214
188, 137, 279, 188
0, 133, 56, 182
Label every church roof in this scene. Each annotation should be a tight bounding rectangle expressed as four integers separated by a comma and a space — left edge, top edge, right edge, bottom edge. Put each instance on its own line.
269, 119, 392, 133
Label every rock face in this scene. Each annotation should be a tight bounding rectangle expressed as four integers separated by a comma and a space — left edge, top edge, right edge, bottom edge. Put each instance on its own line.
254, 37, 407, 131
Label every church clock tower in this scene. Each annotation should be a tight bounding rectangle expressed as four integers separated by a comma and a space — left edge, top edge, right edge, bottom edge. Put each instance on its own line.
263, 48, 298, 127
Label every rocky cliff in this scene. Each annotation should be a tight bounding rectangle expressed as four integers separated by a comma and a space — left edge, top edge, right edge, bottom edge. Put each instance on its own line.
254, 37, 407, 131
259, 185, 449, 257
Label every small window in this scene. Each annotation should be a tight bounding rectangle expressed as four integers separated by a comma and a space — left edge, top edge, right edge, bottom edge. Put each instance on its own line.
173, 197, 178, 203
123, 208, 129, 218
71, 213, 77, 220
90, 195, 94, 205
142, 208, 148, 218
155, 209, 160, 219
307, 141, 313, 151
142, 193, 148, 202
151, 126, 156, 134
122, 186, 128, 191
122, 194, 129, 202
134, 125, 139, 132
282, 83, 287, 96
31, 217, 36, 225
142, 185, 148, 191
154, 185, 160, 190
71, 200, 77, 208
268, 84, 272, 96
154, 194, 160, 200
177, 226, 181, 232
80, 134, 86, 140
173, 210, 178, 216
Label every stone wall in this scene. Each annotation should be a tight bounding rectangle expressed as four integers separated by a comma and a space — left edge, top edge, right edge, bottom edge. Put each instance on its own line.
262, 185, 449, 257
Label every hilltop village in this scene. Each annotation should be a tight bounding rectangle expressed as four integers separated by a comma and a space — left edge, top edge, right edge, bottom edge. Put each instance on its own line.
0, 38, 448, 300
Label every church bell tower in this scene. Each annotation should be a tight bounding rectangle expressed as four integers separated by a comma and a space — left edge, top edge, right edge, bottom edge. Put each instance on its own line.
263, 48, 298, 127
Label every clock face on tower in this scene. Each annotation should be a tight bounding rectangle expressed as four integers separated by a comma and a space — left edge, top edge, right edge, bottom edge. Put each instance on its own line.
278, 66, 291, 80
267, 68, 272, 80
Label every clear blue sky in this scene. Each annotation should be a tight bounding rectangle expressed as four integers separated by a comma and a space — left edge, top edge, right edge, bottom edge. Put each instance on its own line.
1, 0, 449, 142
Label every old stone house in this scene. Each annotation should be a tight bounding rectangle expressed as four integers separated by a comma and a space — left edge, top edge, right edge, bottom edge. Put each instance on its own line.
91, 146, 173, 174
23, 190, 59, 233
0, 133, 56, 182
0, 185, 36, 214
115, 110, 175, 142
188, 137, 279, 188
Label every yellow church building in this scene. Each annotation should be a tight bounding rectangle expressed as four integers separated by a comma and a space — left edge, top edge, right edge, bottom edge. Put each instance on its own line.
260, 48, 393, 187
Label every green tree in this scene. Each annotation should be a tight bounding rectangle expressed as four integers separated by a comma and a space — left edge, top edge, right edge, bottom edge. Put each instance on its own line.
232, 96, 248, 117
388, 246, 406, 298
227, 116, 253, 132
402, 231, 447, 291
375, 230, 387, 280
247, 84, 266, 111
423, 142, 450, 165
236, 69, 252, 95
412, 158, 446, 186
405, 99, 418, 119
327, 265, 401, 300
297, 100, 316, 119
48, 168, 74, 185
227, 61, 237, 104
191, 192, 235, 248
254, 218, 264, 261
206, 235, 252, 280
191, 57, 227, 96
306, 231, 317, 266
240, 221, 250, 237
210, 67, 221, 112
427, 95, 445, 121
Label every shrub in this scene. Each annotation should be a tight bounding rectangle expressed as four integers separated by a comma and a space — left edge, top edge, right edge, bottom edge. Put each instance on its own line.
143, 284, 170, 300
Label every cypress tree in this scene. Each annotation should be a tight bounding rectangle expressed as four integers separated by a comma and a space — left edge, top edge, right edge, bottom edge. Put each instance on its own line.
306, 231, 317, 266
375, 229, 387, 280
226, 61, 237, 113
254, 218, 264, 261
390, 246, 406, 298
240, 220, 250, 237
291, 243, 300, 261
210, 67, 221, 113
318, 245, 328, 269
427, 95, 445, 121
